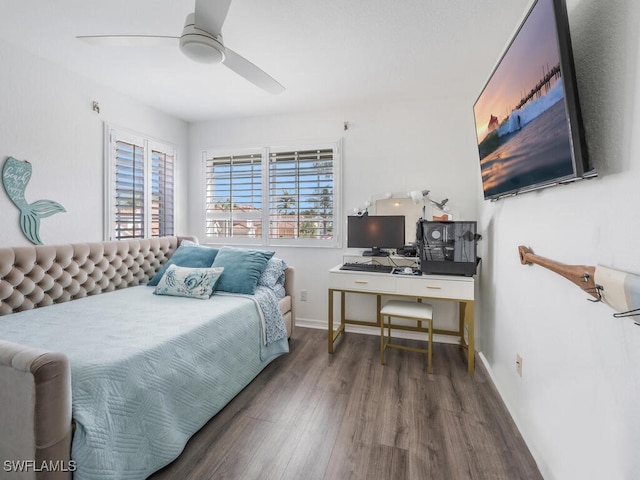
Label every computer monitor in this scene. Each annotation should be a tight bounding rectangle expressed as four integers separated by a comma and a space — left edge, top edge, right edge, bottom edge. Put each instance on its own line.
347, 214, 405, 256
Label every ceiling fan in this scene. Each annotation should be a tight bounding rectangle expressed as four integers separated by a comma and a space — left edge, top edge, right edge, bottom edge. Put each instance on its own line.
77, 0, 285, 94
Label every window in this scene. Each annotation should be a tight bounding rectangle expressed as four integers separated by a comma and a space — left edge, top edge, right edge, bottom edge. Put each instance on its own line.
203, 142, 340, 247
205, 151, 263, 239
150, 149, 175, 237
105, 125, 176, 240
269, 148, 334, 240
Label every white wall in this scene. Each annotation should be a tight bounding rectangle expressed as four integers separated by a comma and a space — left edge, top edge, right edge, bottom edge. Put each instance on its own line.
0, 39, 189, 246
476, 0, 640, 478
188, 101, 480, 325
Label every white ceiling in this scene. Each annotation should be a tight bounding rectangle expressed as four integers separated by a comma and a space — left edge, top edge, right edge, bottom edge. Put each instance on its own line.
0, 0, 530, 123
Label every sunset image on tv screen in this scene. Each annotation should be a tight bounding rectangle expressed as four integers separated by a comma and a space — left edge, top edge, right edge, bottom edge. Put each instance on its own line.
473, 0, 575, 199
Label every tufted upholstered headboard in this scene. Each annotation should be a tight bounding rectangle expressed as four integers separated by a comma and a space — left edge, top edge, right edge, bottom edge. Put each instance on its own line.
0, 236, 196, 316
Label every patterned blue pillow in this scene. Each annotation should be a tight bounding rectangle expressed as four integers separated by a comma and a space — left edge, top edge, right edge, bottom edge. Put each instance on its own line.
153, 265, 224, 299
148, 243, 219, 286
258, 257, 287, 299
258, 257, 287, 288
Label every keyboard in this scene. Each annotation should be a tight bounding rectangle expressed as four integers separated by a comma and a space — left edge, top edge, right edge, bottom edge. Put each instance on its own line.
339, 262, 393, 273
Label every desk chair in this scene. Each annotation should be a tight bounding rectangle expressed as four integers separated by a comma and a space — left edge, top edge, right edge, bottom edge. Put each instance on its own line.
380, 299, 434, 373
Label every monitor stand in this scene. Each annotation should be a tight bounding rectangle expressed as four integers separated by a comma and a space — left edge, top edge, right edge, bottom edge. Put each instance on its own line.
362, 248, 389, 257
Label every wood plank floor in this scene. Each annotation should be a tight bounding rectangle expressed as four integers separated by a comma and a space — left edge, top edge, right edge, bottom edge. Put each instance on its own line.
149, 328, 542, 480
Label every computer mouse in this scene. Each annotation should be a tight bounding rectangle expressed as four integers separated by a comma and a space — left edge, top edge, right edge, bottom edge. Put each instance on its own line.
403, 267, 413, 274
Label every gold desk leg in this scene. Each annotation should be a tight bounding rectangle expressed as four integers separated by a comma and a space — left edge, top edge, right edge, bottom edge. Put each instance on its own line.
459, 300, 475, 374
328, 289, 347, 353
328, 288, 334, 353
466, 300, 475, 374
340, 291, 346, 332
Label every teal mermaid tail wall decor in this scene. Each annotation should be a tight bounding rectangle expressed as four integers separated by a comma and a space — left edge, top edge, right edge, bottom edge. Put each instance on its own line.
2, 156, 66, 245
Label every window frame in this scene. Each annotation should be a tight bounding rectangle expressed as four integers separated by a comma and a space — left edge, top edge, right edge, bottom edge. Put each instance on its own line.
203, 146, 265, 246
201, 140, 341, 248
104, 124, 177, 241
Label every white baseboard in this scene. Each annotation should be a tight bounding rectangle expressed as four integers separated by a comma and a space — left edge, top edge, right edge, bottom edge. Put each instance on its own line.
295, 317, 460, 345
477, 352, 544, 476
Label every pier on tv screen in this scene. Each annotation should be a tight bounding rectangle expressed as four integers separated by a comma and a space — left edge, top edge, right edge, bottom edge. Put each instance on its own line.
473, 0, 587, 200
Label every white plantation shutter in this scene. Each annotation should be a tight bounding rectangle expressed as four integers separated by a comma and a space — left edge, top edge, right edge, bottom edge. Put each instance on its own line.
203, 142, 340, 246
114, 139, 145, 240
151, 149, 175, 237
106, 126, 176, 240
269, 148, 334, 240
205, 152, 262, 239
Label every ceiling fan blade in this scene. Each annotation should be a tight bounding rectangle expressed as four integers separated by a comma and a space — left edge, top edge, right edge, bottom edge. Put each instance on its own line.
194, 0, 232, 36
77, 35, 179, 47
223, 48, 285, 95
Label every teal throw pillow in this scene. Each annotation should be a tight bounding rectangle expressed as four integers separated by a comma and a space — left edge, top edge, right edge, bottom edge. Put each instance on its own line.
153, 265, 224, 299
148, 243, 219, 286
212, 246, 275, 295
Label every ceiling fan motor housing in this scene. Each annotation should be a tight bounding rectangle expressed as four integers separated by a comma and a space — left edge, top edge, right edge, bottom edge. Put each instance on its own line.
179, 12, 225, 64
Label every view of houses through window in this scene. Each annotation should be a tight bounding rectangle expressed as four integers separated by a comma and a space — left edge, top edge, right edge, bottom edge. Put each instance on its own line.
150, 150, 175, 238
204, 144, 339, 246
106, 126, 175, 241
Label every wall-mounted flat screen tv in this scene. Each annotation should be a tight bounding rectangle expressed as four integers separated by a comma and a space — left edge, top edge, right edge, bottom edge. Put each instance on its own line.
473, 0, 595, 200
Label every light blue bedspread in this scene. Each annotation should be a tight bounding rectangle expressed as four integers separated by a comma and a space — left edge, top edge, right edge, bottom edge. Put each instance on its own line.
223, 285, 289, 346
0, 286, 289, 480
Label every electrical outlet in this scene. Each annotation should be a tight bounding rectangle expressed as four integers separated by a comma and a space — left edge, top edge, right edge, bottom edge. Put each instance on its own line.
516, 354, 523, 377
300, 290, 308, 301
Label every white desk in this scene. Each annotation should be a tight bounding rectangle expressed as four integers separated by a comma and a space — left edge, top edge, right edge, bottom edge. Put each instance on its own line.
328, 264, 476, 374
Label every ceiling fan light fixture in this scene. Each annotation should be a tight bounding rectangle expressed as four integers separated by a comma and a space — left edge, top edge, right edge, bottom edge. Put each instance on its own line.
179, 13, 225, 64
78, 2, 284, 94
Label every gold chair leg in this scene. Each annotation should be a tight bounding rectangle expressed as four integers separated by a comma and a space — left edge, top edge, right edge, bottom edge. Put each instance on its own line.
380, 313, 385, 365
428, 318, 433, 374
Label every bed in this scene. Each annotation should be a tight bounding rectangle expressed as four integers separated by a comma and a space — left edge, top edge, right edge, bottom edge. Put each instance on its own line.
0, 236, 295, 480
